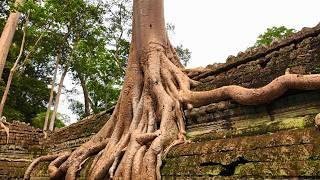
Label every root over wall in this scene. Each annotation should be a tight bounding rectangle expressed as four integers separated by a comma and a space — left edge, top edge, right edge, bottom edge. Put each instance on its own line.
1, 22, 320, 179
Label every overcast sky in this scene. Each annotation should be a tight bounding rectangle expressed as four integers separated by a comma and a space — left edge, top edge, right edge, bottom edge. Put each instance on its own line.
59, 0, 320, 123
164, 0, 320, 67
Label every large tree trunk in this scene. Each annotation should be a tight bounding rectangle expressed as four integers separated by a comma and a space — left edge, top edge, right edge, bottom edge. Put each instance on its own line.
0, 0, 25, 81
78, 74, 91, 117
0, 21, 26, 117
43, 51, 61, 131
48, 67, 68, 131
35, 1, 184, 178
24, 0, 320, 179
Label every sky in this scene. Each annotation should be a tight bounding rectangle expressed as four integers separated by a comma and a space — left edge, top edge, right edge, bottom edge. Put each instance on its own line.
59, 0, 320, 123
164, 0, 320, 67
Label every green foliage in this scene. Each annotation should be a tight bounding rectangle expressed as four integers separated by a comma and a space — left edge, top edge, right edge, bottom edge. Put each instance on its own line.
255, 26, 296, 46
67, 0, 131, 116
68, 98, 85, 118
2, 69, 50, 121
31, 111, 67, 129
0, 0, 192, 124
0, 0, 53, 123
166, 23, 192, 67
175, 45, 191, 67
312, 67, 320, 74
2, 0, 126, 121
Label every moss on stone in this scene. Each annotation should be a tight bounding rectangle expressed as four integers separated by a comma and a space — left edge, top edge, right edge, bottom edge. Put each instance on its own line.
206, 166, 224, 176
161, 164, 224, 177
170, 128, 319, 158
189, 115, 316, 142
234, 160, 320, 177
30, 161, 50, 178
164, 142, 320, 177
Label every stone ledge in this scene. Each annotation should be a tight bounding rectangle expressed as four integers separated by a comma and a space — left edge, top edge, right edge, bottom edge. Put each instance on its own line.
194, 23, 320, 81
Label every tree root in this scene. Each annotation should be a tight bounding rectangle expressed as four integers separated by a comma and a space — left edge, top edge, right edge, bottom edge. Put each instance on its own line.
0, 119, 9, 144
182, 74, 320, 107
43, 131, 48, 139
182, 67, 210, 78
48, 152, 71, 179
315, 113, 320, 129
23, 151, 70, 180
58, 139, 109, 179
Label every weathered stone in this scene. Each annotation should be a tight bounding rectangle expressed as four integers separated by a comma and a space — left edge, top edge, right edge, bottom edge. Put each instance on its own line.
234, 160, 320, 177
169, 128, 319, 157
2, 20, 320, 180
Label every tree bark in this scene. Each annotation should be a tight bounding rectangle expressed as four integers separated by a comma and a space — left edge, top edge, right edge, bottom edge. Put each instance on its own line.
48, 67, 68, 131
0, 0, 25, 80
0, 21, 26, 117
43, 51, 61, 131
0, 66, 19, 117
78, 74, 91, 117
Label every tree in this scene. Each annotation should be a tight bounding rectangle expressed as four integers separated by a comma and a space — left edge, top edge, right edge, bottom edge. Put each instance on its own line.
17, 0, 116, 125
0, 0, 56, 124
1, 0, 130, 124
255, 26, 296, 46
43, 50, 61, 131
32, 111, 66, 129
0, 14, 45, 118
24, 0, 320, 179
175, 44, 191, 66
70, 0, 132, 116
48, 66, 68, 131
0, 0, 25, 80
38, 0, 125, 120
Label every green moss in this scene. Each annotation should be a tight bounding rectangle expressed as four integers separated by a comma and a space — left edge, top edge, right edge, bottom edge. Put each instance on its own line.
206, 166, 224, 176
190, 115, 315, 142
312, 67, 320, 74
279, 169, 289, 176
275, 117, 305, 129
161, 163, 224, 176
234, 163, 251, 175
233, 160, 320, 177
30, 161, 50, 177
28, 145, 47, 158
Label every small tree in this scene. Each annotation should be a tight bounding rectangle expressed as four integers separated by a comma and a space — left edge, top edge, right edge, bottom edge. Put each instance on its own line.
43, 50, 61, 131
255, 26, 296, 46
175, 44, 191, 66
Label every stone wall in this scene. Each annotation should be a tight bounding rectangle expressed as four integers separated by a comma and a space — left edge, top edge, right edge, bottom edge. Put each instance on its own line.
0, 121, 43, 179
163, 128, 320, 179
160, 23, 320, 179
163, 90, 320, 179
44, 112, 110, 154
1, 23, 320, 179
194, 23, 320, 91
0, 112, 110, 179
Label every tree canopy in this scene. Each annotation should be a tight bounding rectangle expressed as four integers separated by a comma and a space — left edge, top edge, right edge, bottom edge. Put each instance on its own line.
0, 0, 191, 126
